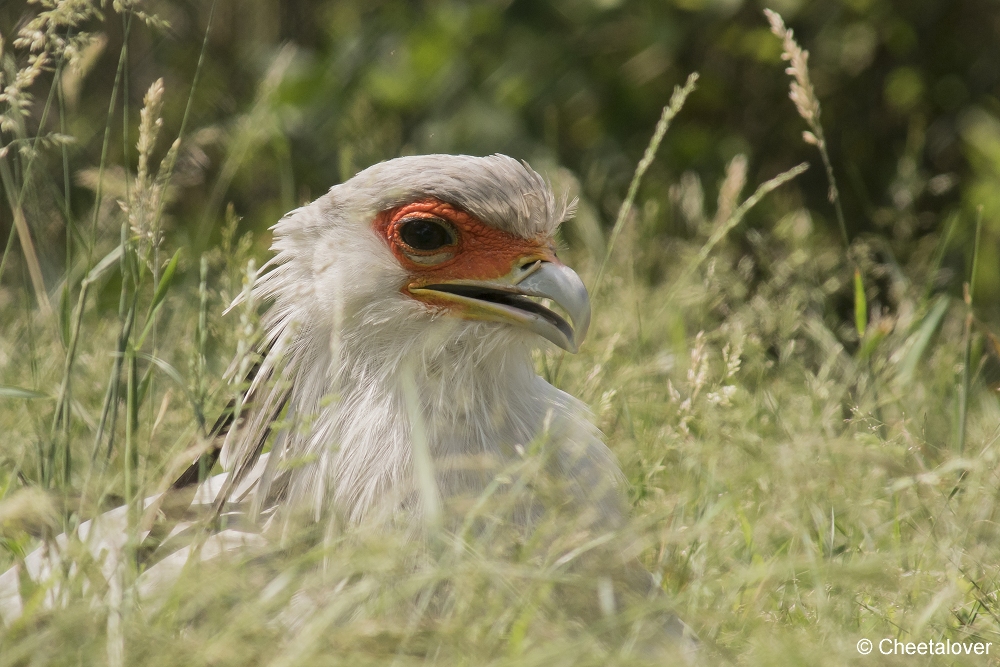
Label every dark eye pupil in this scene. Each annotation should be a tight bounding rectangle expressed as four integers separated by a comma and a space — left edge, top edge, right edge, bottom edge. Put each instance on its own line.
399, 218, 453, 251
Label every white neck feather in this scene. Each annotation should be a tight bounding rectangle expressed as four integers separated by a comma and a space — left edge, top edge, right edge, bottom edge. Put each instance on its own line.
295, 320, 543, 522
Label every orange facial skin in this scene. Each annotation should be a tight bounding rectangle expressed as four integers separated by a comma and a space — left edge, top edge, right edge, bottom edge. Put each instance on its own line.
373, 199, 557, 309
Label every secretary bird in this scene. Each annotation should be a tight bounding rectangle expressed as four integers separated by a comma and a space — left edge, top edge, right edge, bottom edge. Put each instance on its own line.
0, 154, 687, 646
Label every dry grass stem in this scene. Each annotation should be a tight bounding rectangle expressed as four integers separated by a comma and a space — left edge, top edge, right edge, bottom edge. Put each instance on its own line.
765, 8, 849, 248
592, 71, 698, 295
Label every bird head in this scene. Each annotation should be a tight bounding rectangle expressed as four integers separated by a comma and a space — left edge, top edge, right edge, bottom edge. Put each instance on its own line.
262, 155, 590, 358
223, 155, 612, 525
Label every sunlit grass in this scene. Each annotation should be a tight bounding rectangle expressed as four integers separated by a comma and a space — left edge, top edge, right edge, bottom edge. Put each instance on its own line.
2, 4, 1000, 667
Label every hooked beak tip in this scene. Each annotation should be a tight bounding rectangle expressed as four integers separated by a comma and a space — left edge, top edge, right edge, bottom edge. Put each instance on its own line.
409, 260, 591, 353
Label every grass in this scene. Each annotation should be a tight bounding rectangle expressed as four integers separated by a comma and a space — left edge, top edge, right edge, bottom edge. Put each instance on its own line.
2, 4, 1000, 666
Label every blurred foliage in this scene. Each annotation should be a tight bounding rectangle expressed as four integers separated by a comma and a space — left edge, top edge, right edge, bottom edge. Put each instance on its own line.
3, 0, 1000, 323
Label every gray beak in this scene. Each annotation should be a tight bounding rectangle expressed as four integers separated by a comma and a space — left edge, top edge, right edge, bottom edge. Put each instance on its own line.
409, 260, 592, 353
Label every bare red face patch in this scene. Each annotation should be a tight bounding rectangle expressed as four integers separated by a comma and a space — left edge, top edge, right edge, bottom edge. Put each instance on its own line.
373, 199, 556, 289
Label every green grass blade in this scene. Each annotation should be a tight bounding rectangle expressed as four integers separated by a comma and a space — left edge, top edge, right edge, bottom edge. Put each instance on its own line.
136, 352, 198, 409
897, 295, 950, 386
0, 385, 50, 400
84, 244, 124, 286
149, 248, 182, 314
854, 269, 867, 339
135, 248, 182, 350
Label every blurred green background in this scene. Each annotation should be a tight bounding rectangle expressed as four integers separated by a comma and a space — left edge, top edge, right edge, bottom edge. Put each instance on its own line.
2, 0, 999, 320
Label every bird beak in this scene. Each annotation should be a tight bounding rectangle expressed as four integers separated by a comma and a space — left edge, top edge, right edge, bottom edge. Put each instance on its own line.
409, 260, 592, 353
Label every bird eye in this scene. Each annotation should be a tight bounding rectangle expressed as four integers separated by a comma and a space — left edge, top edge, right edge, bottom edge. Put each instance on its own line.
398, 217, 455, 252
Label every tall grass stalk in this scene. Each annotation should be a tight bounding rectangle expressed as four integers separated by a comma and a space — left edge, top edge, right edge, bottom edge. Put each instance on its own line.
766, 9, 870, 341
590, 72, 698, 297
765, 9, 848, 250
922, 211, 958, 307
152, 0, 218, 235
957, 206, 983, 455
0, 160, 51, 318
196, 44, 295, 249
555, 73, 696, 384
0, 22, 80, 319
85, 12, 131, 265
